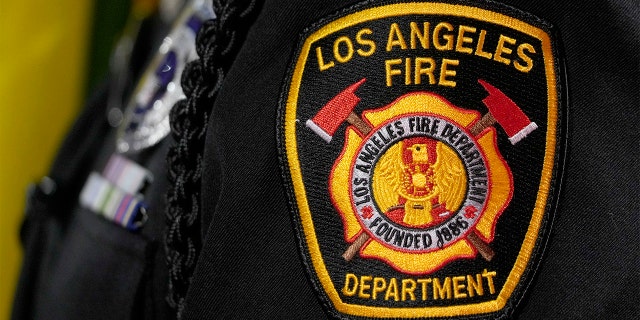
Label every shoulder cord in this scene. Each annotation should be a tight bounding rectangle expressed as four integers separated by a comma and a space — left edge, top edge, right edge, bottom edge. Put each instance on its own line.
164, 0, 259, 317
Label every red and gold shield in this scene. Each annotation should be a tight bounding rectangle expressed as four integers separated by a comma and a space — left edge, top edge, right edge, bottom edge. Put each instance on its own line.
330, 91, 513, 274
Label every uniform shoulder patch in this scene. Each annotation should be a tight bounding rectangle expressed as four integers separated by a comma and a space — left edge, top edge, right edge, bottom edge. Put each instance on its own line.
278, 0, 566, 318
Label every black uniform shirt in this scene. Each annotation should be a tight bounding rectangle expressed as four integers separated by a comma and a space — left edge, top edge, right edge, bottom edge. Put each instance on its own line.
13, 1, 639, 319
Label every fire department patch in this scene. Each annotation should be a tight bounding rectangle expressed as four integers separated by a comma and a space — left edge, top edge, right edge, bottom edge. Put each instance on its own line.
278, 1, 566, 319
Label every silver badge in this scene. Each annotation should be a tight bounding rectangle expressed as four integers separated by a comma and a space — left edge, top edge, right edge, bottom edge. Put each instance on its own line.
117, 0, 214, 153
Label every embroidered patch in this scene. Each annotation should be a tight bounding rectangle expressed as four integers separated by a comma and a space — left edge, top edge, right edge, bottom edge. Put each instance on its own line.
278, 1, 566, 319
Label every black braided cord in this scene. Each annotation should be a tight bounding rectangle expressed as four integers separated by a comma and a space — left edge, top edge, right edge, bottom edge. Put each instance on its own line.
165, 0, 260, 317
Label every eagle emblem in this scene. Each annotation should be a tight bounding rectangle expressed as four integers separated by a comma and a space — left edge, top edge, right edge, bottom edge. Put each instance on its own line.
373, 137, 467, 228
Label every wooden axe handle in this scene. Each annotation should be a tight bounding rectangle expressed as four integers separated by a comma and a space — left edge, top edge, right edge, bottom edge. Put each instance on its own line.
346, 112, 372, 135
343, 233, 369, 261
340, 111, 372, 261
467, 231, 495, 261
469, 112, 497, 136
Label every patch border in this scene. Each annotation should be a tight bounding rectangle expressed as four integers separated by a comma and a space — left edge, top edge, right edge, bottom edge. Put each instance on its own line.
279, 1, 565, 318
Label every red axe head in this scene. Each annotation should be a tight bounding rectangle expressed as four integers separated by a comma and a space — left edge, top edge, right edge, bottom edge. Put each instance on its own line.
478, 79, 538, 144
306, 78, 366, 143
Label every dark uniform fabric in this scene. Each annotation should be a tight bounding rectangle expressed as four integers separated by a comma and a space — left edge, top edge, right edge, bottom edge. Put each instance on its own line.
13, 1, 639, 319
12, 16, 173, 320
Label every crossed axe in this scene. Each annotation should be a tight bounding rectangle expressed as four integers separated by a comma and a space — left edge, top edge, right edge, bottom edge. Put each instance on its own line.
306, 78, 537, 262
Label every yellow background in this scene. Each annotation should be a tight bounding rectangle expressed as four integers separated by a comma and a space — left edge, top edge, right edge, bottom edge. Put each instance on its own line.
0, 1, 93, 318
